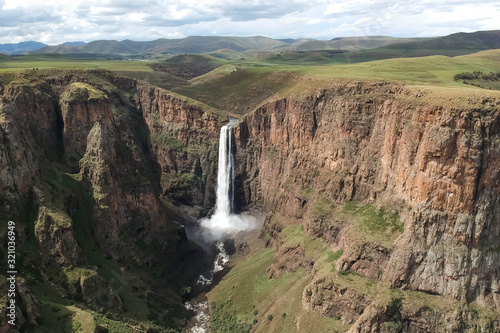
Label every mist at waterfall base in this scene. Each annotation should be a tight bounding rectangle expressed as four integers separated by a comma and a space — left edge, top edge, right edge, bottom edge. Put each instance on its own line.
199, 118, 257, 243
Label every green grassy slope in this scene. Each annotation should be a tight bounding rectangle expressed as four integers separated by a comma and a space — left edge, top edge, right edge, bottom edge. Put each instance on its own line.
301, 51, 500, 85
207, 232, 350, 333
170, 49, 500, 114
0, 54, 187, 90
1, 48, 499, 117
149, 54, 226, 80
257, 30, 500, 65
378, 30, 500, 56
281, 36, 432, 52
0, 54, 152, 72
173, 67, 316, 114
329, 30, 500, 63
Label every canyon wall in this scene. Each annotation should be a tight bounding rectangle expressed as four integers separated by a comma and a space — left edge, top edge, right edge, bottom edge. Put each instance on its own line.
137, 82, 221, 215
0, 71, 222, 331
234, 82, 500, 331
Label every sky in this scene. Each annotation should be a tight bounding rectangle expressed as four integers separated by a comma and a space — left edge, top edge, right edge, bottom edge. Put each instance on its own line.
0, 0, 499, 44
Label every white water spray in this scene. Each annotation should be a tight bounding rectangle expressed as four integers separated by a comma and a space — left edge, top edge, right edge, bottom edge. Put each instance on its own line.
200, 117, 256, 241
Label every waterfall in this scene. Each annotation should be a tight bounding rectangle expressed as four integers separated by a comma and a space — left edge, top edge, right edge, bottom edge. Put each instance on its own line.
199, 116, 255, 240
214, 119, 237, 217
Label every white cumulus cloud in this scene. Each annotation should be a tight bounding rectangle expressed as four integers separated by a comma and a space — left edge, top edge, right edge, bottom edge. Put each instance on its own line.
0, 0, 498, 44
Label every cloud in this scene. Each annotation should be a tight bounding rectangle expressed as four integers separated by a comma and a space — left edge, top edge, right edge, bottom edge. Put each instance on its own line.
213, 0, 311, 21
0, 0, 498, 44
0, 6, 62, 27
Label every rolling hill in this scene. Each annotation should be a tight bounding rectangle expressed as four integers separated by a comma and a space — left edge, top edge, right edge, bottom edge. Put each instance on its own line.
283, 36, 432, 51
258, 30, 500, 65
25, 35, 439, 56
29, 36, 290, 55
8, 30, 500, 59
371, 30, 500, 57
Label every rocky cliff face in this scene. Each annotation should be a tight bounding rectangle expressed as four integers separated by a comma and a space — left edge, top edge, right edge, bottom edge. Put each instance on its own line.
234, 82, 500, 331
137, 82, 221, 215
0, 71, 222, 331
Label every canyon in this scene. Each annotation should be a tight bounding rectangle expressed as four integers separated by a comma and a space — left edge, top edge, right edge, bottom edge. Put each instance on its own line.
1, 69, 500, 332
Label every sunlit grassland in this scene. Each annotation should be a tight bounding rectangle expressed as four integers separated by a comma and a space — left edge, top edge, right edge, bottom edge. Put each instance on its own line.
3, 50, 499, 87
297, 52, 500, 86
230, 49, 500, 88
172, 49, 500, 114
1, 50, 499, 116
0, 54, 153, 73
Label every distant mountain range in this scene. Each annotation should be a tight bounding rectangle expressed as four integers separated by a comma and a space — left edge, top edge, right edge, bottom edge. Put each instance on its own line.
1, 30, 499, 57
24, 36, 431, 55
0, 41, 48, 55
0, 41, 85, 55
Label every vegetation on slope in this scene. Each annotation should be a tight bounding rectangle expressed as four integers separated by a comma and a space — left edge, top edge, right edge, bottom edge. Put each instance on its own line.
209, 200, 500, 332
149, 54, 224, 80
37, 168, 187, 332
2, 45, 500, 117
170, 49, 500, 114
23, 31, 500, 61
257, 30, 500, 65
453, 70, 500, 90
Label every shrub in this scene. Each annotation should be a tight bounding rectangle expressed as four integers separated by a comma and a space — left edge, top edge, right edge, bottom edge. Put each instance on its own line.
210, 302, 252, 333
178, 286, 191, 296
312, 197, 334, 220
72, 320, 82, 332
